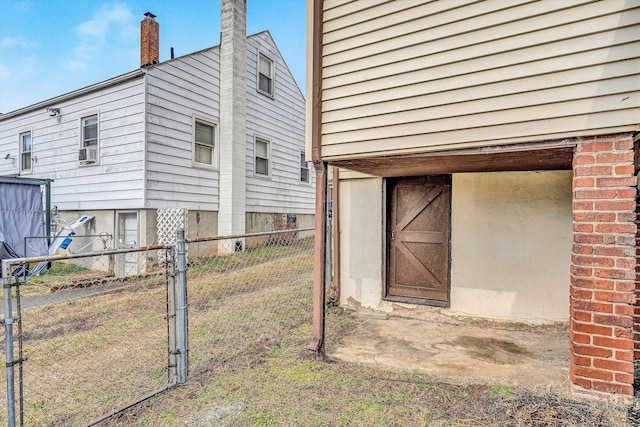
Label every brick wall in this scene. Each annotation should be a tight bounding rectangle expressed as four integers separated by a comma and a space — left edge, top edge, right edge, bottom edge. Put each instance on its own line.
571, 133, 637, 401
140, 13, 159, 68
636, 190, 640, 361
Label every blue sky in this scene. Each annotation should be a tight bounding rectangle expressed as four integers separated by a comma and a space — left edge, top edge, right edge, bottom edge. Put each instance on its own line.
0, 0, 307, 113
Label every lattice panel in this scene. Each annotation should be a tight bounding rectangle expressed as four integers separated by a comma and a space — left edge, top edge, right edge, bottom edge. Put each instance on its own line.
157, 208, 188, 263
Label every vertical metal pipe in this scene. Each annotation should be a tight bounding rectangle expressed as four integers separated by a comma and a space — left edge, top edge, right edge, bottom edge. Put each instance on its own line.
16, 275, 24, 426
167, 247, 178, 383
332, 167, 341, 301
176, 229, 188, 383
3, 261, 16, 427
324, 181, 332, 287
45, 180, 51, 246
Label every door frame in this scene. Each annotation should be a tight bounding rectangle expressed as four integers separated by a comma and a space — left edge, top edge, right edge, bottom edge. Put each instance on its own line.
116, 210, 140, 277
382, 175, 452, 307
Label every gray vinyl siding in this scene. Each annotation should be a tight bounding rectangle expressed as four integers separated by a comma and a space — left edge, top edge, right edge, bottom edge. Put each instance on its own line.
0, 74, 146, 210
144, 47, 221, 211
245, 32, 314, 214
319, 0, 640, 159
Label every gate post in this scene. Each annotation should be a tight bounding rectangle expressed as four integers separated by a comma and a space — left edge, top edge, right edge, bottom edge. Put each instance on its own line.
176, 229, 188, 383
2, 260, 16, 427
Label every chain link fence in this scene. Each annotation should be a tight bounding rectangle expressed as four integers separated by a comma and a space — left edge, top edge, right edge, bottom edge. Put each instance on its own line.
185, 228, 315, 377
1, 227, 315, 425
1, 245, 178, 426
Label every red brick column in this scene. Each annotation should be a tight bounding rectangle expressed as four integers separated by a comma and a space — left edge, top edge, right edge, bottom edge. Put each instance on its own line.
571, 133, 637, 401
636, 193, 640, 360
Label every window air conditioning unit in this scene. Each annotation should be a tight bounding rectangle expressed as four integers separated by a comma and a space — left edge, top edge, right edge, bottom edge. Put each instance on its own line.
79, 147, 98, 163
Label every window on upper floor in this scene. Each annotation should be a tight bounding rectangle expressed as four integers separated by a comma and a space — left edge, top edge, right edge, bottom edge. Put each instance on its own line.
255, 136, 270, 177
194, 119, 216, 167
19, 131, 32, 173
300, 151, 310, 183
79, 114, 99, 164
82, 115, 98, 147
258, 53, 274, 97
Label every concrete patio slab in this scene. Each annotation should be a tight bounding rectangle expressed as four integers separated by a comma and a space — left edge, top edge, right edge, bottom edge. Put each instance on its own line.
329, 307, 570, 391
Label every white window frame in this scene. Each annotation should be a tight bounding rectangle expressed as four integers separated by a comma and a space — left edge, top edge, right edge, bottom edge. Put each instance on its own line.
79, 113, 99, 166
19, 130, 32, 174
257, 52, 274, 98
300, 150, 310, 184
254, 136, 271, 178
81, 114, 98, 148
192, 116, 218, 169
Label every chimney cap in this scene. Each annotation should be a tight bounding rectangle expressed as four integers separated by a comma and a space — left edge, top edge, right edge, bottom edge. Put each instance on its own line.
144, 11, 156, 19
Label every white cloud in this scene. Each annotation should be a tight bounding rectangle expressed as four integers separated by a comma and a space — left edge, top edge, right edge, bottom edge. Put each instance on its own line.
66, 2, 135, 69
0, 36, 37, 48
76, 3, 133, 41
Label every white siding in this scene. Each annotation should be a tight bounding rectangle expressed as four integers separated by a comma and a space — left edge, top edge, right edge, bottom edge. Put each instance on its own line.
245, 32, 315, 215
144, 48, 221, 210
0, 75, 146, 210
319, 0, 640, 159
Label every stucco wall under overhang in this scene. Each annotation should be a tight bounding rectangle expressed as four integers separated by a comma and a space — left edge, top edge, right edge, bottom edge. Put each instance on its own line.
449, 171, 572, 321
338, 170, 573, 322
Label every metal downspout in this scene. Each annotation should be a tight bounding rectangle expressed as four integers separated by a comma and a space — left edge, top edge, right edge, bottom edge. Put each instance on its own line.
308, 0, 326, 354
332, 166, 340, 301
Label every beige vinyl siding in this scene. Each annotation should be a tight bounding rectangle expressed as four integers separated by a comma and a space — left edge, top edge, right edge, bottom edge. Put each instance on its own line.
319, 0, 640, 159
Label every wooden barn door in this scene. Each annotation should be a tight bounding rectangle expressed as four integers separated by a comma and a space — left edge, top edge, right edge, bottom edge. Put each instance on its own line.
386, 176, 451, 306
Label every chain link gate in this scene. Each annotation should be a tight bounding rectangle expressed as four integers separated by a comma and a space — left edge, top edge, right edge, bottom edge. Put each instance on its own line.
2, 228, 313, 425
1, 243, 187, 426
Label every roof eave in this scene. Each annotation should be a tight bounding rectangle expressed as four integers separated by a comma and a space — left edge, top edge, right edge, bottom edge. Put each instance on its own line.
0, 69, 145, 121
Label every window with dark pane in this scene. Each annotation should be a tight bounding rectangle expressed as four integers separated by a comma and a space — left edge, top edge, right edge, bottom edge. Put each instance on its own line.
300, 151, 309, 183
255, 137, 269, 176
82, 115, 98, 147
258, 53, 273, 96
20, 131, 32, 172
194, 121, 215, 165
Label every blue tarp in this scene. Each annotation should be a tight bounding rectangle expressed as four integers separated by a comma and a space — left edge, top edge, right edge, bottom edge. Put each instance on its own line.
0, 182, 48, 260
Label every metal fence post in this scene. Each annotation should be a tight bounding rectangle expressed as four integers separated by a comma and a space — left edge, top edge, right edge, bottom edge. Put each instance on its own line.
167, 246, 178, 384
2, 261, 16, 427
176, 229, 188, 383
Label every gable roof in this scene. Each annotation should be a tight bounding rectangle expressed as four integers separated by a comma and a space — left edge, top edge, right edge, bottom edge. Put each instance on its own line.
0, 30, 303, 120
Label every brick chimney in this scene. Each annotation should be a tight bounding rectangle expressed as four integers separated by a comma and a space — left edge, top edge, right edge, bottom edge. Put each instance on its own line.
140, 12, 159, 68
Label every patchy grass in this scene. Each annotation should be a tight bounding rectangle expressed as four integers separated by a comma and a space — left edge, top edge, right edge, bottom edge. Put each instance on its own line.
0, 240, 631, 427
188, 236, 313, 274
0, 244, 315, 426
102, 307, 629, 427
